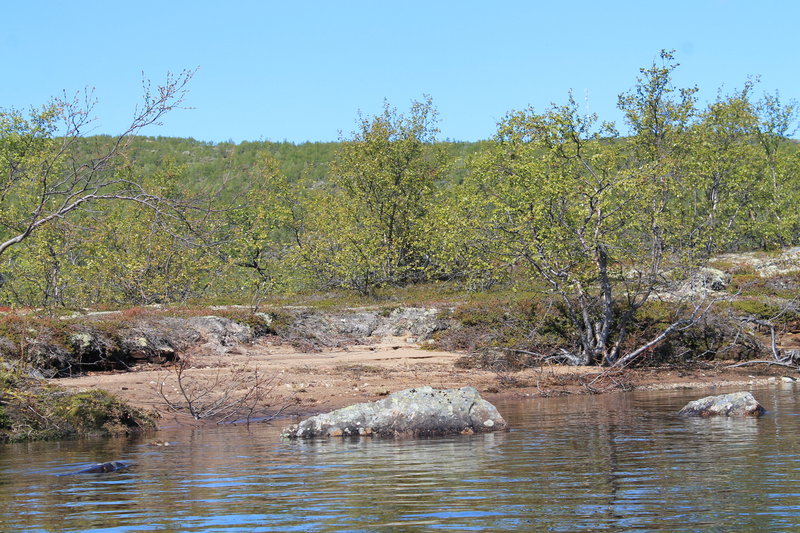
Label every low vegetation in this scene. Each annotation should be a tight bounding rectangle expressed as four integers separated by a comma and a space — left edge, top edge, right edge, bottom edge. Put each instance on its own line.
0, 366, 155, 442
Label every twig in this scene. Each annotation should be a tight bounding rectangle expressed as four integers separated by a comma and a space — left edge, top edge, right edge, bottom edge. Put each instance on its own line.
725, 360, 800, 370
155, 355, 290, 423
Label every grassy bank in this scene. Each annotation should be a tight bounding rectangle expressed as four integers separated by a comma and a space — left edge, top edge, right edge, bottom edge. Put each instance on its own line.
0, 367, 155, 442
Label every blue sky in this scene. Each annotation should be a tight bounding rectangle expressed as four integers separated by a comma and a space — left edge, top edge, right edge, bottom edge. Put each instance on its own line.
2, 1, 797, 143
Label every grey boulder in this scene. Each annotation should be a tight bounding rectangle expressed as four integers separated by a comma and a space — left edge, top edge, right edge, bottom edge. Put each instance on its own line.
678, 391, 765, 417
282, 386, 507, 438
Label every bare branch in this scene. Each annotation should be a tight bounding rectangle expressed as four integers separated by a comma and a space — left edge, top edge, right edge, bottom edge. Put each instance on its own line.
0, 69, 197, 259
611, 293, 722, 368
155, 355, 294, 424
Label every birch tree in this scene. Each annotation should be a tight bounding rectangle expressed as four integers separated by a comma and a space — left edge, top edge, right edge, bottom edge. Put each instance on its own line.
0, 70, 195, 259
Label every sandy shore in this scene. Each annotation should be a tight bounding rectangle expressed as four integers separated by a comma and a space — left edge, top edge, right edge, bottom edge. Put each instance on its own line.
52, 337, 794, 428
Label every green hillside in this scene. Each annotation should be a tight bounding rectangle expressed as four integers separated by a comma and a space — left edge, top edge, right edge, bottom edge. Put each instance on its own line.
74, 136, 489, 196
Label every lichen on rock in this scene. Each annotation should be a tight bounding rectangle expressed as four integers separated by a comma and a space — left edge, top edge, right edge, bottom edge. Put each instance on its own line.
678, 391, 765, 417
282, 386, 506, 439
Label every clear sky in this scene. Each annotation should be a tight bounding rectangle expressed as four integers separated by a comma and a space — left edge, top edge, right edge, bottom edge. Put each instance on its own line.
2, 1, 797, 143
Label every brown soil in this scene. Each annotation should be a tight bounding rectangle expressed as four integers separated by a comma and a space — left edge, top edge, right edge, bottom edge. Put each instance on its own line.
51, 336, 796, 428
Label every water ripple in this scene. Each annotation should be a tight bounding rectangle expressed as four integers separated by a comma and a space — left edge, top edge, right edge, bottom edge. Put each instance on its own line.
2, 386, 800, 531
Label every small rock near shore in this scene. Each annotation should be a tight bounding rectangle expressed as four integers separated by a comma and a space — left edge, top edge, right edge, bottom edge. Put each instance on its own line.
281, 386, 507, 439
678, 391, 765, 417
61, 461, 133, 475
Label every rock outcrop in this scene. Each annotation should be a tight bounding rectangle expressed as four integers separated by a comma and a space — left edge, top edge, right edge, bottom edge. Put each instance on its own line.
371, 307, 446, 342
685, 266, 730, 292
714, 247, 800, 278
278, 307, 452, 350
282, 386, 506, 438
121, 315, 253, 360
678, 391, 765, 417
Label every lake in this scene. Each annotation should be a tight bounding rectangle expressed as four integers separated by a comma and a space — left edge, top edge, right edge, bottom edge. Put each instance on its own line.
2, 383, 799, 531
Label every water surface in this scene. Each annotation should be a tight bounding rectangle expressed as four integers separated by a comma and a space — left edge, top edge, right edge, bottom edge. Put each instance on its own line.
2, 384, 800, 531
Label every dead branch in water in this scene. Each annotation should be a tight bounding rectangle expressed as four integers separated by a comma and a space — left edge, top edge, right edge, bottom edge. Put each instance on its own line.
155, 355, 293, 424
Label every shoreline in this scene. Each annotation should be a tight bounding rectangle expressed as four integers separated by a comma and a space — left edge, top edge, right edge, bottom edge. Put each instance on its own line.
50, 339, 796, 430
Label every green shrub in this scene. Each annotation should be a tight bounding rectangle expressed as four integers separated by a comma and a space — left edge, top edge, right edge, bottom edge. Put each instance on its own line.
433, 297, 572, 364
0, 381, 155, 442
731, 300, 787, 320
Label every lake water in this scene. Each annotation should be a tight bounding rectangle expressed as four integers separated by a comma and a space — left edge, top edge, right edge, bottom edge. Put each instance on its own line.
2, 384, 800, 532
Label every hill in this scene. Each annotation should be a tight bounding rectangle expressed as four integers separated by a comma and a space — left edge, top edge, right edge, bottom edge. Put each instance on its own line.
73, 136, 490, 196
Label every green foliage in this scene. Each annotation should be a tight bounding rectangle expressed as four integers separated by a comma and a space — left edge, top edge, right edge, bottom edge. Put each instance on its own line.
69, 136, 483, 199
1, 56, 798, 374
0, 356, 155, 442
299, 97, 451, 293
0, 156, 227, 307
0, 104, 64, 258
81, 166, 222, 306
463, 50, 799, 365
618, 50, 697, 160
222, 154, 307, 303
729, 299, 798, 322
435, 298, 568, 355
468, 90, 668, 363
0, 108, 486, 308
55, 389, 132, 433
0, 70, 194, 262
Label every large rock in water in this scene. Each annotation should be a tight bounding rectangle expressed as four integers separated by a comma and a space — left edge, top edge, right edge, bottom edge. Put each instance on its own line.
282, 386, 507, 438
678, 391, 765, 417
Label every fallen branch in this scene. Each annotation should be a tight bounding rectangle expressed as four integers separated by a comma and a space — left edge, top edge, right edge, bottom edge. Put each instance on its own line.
500, 347, 587, 366
156, 355, 293, 424
734, 304, 800, 369
725, 360, 799, 370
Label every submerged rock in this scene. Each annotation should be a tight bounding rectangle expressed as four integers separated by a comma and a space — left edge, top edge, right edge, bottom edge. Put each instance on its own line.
282, 386, 506, 438
678, 391, 765, 417
63, 461, 132, 475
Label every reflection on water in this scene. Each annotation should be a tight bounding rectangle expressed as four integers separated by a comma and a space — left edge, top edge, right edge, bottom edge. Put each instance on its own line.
3, 385, 800, 531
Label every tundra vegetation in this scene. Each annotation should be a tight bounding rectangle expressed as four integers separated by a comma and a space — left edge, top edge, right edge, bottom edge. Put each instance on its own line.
1, 51, 799, 439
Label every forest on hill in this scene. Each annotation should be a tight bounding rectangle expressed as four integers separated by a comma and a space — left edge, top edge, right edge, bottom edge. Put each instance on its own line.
1, 52, 799, 367
72, 135, 487, 196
